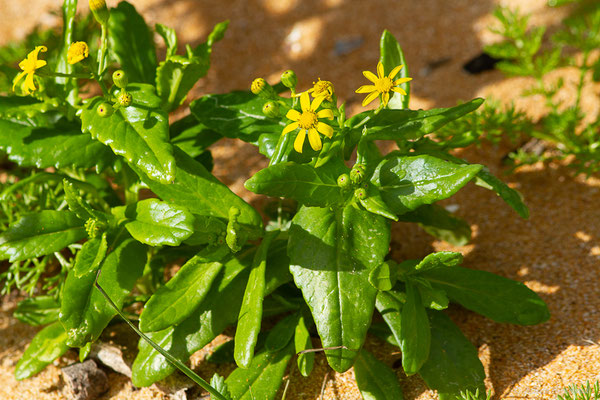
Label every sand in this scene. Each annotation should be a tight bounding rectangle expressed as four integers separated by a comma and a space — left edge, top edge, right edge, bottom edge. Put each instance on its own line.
1, 0, 600, 399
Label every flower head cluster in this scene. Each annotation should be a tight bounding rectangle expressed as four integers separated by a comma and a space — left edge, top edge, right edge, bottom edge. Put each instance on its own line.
67, 41, 89, 64
356, 61, 412, 108
13, 46, 47, 94
282, 92, 334, 153
307, 78, 334, 102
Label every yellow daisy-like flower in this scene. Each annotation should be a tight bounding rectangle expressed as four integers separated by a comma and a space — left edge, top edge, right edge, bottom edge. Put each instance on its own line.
13, 46, 47, 94
356, 61, 412, 107
67, 41, 89, 64
282, 92, 334, 153
307, 78, 334, 102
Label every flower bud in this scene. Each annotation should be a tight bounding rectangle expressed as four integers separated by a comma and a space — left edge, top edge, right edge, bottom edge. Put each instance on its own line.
262, 101, 280, 118
350, 164, 366, 184
354, 187, 367, 200
116, 90, 132, 107
281, 70, 297, 90
337, 173, 350, 189
112, 69, 128, 89
89, 0, 110, 25
251, 78, 276, 99
96, 102, 113, 117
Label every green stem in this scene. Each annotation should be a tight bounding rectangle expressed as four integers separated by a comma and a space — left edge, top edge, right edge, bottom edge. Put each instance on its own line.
574, 50, 590, 111
269, 132, 291, 166
93, 272, 228, 400
98, 24, 108, 77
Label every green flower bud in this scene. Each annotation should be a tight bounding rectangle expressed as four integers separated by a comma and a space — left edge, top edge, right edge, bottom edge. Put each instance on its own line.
262, 101, 280, 118
116, 90, 132, 107
96, 102, 113, 117
112, 70, 128, 89
350, 164, 366, 184
337, 173, 350, 189
354, 187, 367, 200
281, 70, 297, 90
251, 78, 276, 99
89, 0, 110, 25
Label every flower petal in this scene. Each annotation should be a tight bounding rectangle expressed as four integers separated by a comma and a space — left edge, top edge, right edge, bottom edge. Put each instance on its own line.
300, 92, 311, 112
393, 77, 412, 85
310, 95, 325, 111
317, 109, 334, 120
35, 59, 47, 69
294, 130, 306, 153
377, 61, 384, 78
308, 129, 322, 151
282, 122, 299, 135
382, 92, 390, 107
317, 122, 333, 138
388, 65, 404, 79
286, 109, 301, 121
12, 71, 27, 91
24, 73, 36, 93
355, 85, 376, 94
362, 91, 379, 107
363, 70, 378, 83
391, 87, 407, 95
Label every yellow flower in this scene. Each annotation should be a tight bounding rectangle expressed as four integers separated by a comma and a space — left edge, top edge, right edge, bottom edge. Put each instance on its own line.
308, 78, 334, 102
356, 61, 412, 107
67, 42, 89, 64
13, 46, 47, 94
282, 92, 334, 153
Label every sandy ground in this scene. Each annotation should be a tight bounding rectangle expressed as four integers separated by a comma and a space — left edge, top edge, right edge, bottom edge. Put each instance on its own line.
2, 0, 600, 399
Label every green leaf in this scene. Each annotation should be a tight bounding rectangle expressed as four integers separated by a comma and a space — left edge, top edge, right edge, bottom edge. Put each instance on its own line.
211, 373, 233, 400
294, 314, 314, 377
0, 210, 85, 262
418, 311, 485, 399
14, 296, 60, 326
368, 262, 397, 291
370, 153, 482, 216
397, 204, 472, 246
112, 198, 195, 246
347, 98, 484, 141
379, 30, 410, 110
422, 266, 550, 325
234, 231, 278, 368
131, 240, 291, 386
140, 251, 224, 332
354, 349, 404, 400
190, 91, 287, 145
14, 322, 70, 380
108, 1, 157, 84
226, 341, 294, 400
415, 251, 463, 272
475, 168, 529, 218
80, 84, 175, 184
63, 180, 108, 222
72, 234, 108, 278
155, 24, 178, 58
170, 114, 222, 158
206, 340, 234, 364
359, 185, 398, 221
157, 21, 228, 112
415, 280, 449, 310
265, 313, 299, 353
135, 147, 262, 238
399, 282, 430, 375
0, 118, 115, 171
288, 205, 389, 372
375, 290, 404, 347
245, 162, 346, 207
59, 238, 147, 347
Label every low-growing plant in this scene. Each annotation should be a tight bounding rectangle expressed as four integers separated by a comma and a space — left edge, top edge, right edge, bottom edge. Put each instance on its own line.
440, 1, 600, 176
558, 381, 600, 400
1, 1, 551, 399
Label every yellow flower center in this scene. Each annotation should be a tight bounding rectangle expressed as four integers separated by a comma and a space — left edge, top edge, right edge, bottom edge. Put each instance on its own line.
298, 111, 318, 129
375, 77, 393, 93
